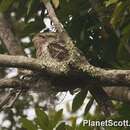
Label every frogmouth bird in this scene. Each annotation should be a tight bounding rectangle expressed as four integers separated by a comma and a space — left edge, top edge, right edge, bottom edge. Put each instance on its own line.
33, 32, 114, 115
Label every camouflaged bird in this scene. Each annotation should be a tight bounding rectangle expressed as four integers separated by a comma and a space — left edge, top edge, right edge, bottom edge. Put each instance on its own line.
32, 31, 114, 115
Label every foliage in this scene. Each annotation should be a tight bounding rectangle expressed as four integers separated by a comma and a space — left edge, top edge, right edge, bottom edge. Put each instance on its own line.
20, 104, 130, 130
0, 0, 130, 130
20, 108, 64, 130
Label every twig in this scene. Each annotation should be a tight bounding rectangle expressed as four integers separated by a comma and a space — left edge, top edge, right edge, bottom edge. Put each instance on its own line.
0, 92, 12, 110
3, 89, 22, 110
0, 89, 22, 111
0, 54, 43, 71
42, 0, 64, 33
0, 13, 24, 55
0, 13, 25, 110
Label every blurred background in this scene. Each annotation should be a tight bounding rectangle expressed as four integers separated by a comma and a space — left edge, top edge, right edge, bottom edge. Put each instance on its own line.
0, 0, 130, 130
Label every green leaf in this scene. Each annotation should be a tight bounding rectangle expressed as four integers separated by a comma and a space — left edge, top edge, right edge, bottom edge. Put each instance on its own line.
118, 103, 130, 120
52, 109, 63, 127
52, 0, 60, 8
27, 0, 34, 15
122, 24, 130, 36
110, 1, 130, 28
25, 0, 41, 22
22, 17, 45, 37
20, 117, 37, 130
116, 24, 130, 68
15, 0, 28, 20
84, 98, 94, 115
105, 0, 119, 7
66, 125, 73, 130
77, 122, 92, 130
0, 0, 15, 12
72, 89, 88, 112
26, 0, 39, 18
35, 108, 50, 130
56, 122, 66, 130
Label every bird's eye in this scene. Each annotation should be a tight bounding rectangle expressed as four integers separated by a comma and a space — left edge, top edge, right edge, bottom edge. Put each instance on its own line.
38, 34, 45, 39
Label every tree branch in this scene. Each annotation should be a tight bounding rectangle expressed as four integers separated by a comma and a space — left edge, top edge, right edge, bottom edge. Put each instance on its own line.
0, 78, 130, 102
42, 0, 64, 32
0, 54, 130, 87
0, 13, 26, 109
104, 87, 130, 102
0, 13, 24, 55
76, 63, 130, 86
0, 54, 42, 71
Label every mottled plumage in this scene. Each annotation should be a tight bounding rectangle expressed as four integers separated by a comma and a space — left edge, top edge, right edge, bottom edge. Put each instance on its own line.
33, 32, 114, 115
33, 32, 69, 62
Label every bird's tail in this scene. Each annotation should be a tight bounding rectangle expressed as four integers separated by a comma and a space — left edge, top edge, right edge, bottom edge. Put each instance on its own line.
89, 86, 115, 116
